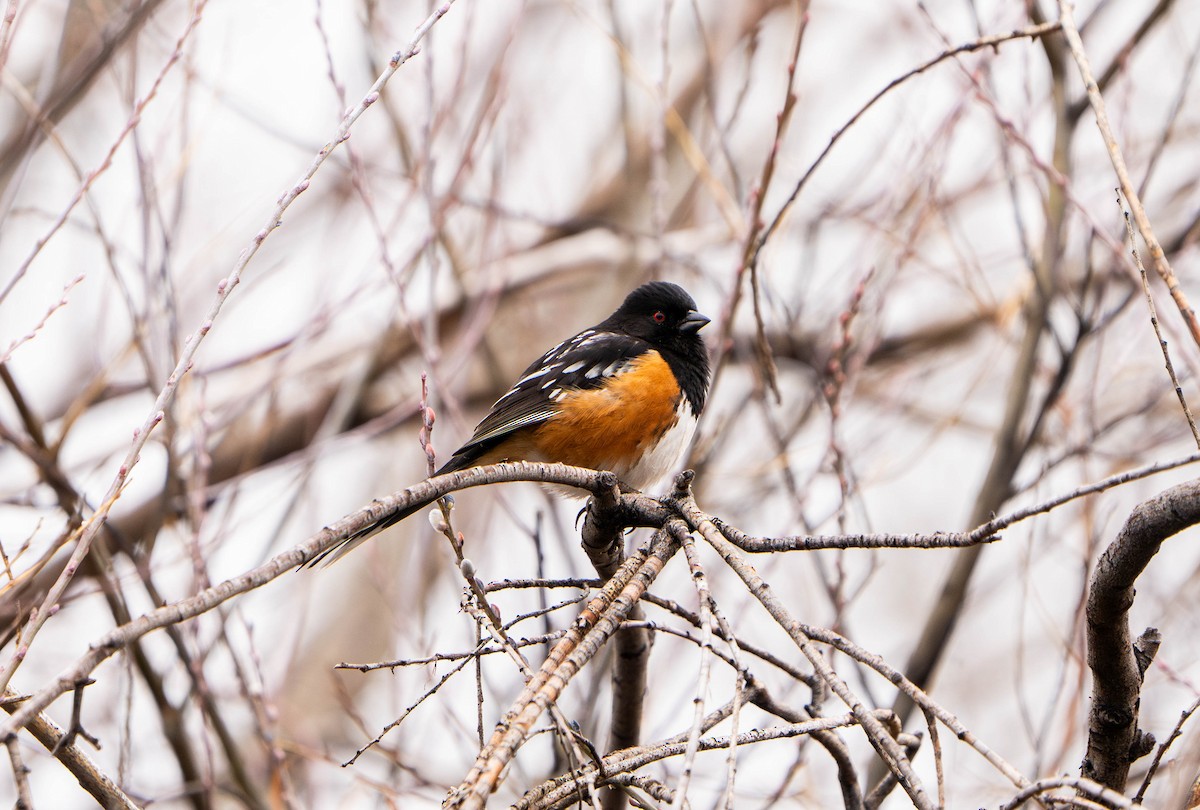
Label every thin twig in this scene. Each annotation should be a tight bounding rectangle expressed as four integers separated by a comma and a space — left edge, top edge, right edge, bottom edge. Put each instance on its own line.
997, 775, 1132, 810
670, 529, 717, 808
753, 20, 1062, 264
1119, 192, 1200, 448
1057, 0, 1200, 348
0, 274, 85, 365
517, 712, 874, 810
678, 493, 935, 810
1133, 695, 1200, 803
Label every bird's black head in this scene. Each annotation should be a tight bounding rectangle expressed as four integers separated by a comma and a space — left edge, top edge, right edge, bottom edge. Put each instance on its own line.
604, 281, 709, 342
603, 281, 711, 414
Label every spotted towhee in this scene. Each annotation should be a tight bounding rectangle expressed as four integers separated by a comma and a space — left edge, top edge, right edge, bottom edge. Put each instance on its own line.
317, 281, 711, 565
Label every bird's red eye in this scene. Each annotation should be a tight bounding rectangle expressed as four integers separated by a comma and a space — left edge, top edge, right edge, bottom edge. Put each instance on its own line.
653, 311, 666, 323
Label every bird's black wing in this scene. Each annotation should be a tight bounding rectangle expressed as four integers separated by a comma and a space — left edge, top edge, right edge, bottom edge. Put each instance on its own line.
441, 329, 651, 469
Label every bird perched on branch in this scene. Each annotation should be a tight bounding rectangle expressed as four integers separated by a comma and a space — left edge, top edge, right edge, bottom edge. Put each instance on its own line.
314, 281, 711, 566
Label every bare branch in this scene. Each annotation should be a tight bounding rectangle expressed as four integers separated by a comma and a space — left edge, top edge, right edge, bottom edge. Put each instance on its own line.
1083, 479, 1200, 790
1058, 0, 1200, 348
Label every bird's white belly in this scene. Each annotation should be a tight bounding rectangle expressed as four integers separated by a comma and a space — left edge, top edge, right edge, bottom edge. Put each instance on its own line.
615, 399, 698, 491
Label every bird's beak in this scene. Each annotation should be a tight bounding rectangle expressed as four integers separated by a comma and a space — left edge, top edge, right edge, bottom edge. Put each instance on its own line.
679, 310, 711, 333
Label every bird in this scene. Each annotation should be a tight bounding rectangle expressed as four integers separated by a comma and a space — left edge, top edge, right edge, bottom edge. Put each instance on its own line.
313, 281, 711, 566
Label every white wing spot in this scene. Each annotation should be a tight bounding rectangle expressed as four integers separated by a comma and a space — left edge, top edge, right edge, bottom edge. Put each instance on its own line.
574, 334, 606, 351
562, 331, 594, 353
562, 360, 586, 374
513, 365, 554, 386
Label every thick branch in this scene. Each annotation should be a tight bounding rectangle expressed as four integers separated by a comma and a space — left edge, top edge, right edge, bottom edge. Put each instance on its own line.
1083, 479, 1200, 789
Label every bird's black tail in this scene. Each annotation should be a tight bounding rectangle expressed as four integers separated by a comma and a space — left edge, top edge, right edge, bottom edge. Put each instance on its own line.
306, 453, 476, 568
305, 496, 440, 568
